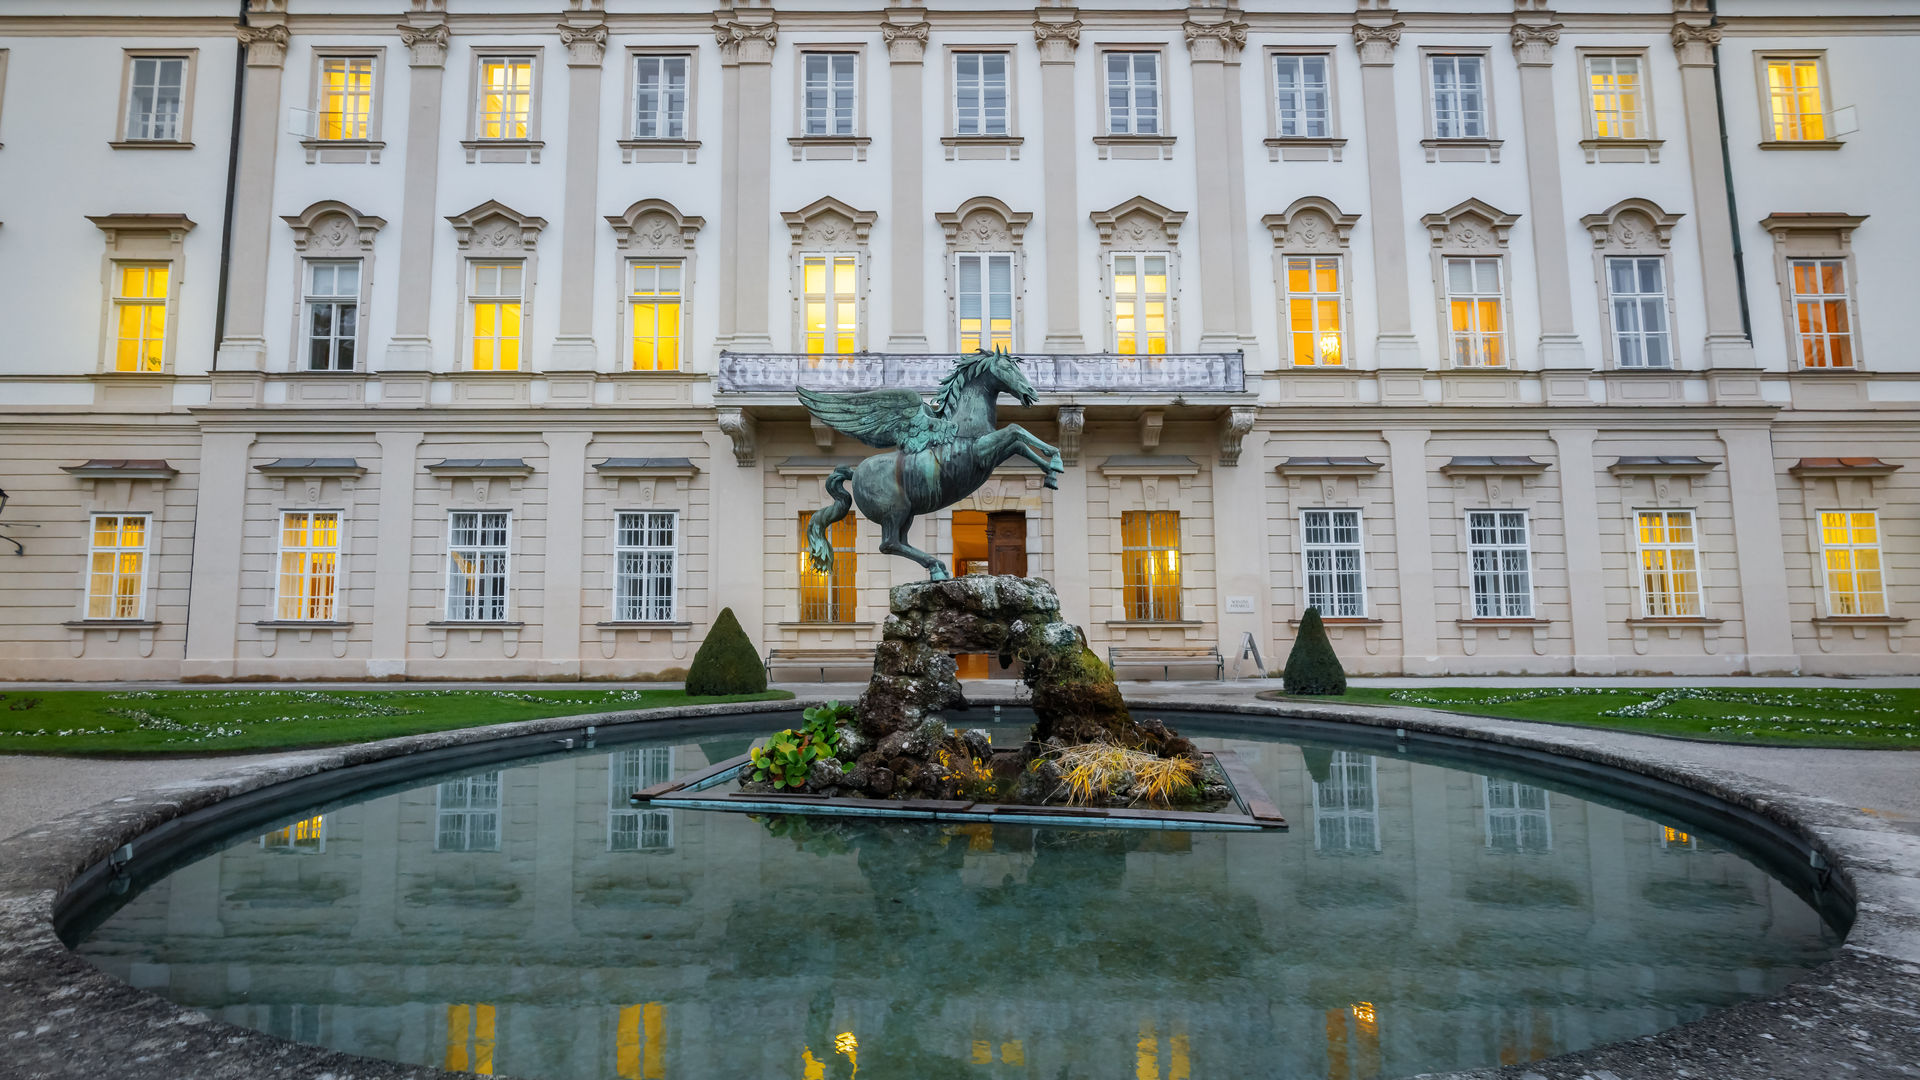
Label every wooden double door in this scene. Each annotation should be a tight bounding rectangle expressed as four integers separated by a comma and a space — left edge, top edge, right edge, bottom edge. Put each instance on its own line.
952, 510, 1027, 678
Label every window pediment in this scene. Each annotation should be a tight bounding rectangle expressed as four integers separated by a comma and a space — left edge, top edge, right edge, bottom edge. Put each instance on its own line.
1262, 196, 1360, 253
1422, 198, 1519, 253
282, 200, 385, 255
1090, 196, 1186, 250
606, 198, 703, 256
446, 200, 547, 253
782, 196, 877, 249
1581, 198, 1681, 251
937, 196, 1031, 251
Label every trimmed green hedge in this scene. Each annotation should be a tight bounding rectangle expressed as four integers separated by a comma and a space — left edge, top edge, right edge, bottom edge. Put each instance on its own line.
1282, 607, 1348, 696
685, 607, 768, 695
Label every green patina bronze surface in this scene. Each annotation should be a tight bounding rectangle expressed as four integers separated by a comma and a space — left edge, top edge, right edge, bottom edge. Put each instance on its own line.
800, 348, 1063, 580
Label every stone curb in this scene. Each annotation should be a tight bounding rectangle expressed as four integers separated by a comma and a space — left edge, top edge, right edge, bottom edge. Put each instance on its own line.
1, 696, 1915, 1080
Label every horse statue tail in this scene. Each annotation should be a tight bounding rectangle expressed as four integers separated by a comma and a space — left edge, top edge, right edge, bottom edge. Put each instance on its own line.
805, 465, 855, 573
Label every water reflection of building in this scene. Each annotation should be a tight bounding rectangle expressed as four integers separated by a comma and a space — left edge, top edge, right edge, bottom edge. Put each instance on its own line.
77, 738, 1837, 1080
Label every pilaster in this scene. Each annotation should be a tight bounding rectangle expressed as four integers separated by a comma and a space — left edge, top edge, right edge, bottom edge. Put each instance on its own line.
1384, 428, 1438, 672
180, 431, 256, 678
1511, 20, 1590, 399
707, 430, 765, 653
1672, 18, 1760, 384
550, 21, 609, 373
540, 430, 591, 677
884, 10, 932, 351
212, 19, 289, 374
1035, 10, 1085, 352
1184, 13, 1248, 353
715, 13, 779, 352
385, 19, 450, 373
1352, 18, 1424, 392
1549, 428, 1613, 673
368, 430, 423, 677
1210, 425, 1271, 674
1720, 427, 1799, 673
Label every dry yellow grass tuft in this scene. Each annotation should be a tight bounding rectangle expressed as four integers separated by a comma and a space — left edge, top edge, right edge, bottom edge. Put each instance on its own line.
1051, 744, 1199, 808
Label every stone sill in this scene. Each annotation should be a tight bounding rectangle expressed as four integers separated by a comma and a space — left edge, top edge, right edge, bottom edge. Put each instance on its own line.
1104, 620, 1205, 628
1758, 139, 1843, 151
777, 621, 878, 630
300, 138, 385, 164
1579, 137, 1663, 163
941, 135, 1022, 160
1263, 135, 1346, 162
788, 135, 871, 161
1810, 616, 1907, 627
461, 138, 543, 164
617, 138, 700, 163
595, 621, 692, 629
1456, 618, 1550, 627
108, 140, 194, 151
61, 619, 161, 629
253, 620, 354, 629
1625, 617, 1725, 627
1421, 136, 1502, 163
1093, 134, 1176, 160
425, 620, 526, 629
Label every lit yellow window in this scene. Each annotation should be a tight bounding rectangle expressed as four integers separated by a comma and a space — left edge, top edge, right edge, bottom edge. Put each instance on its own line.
802, 254, 858, 356
318, 56, 374, 140
1445, 257, 1505, 367
1120, 510, 1181, 621
469, 262, 523, 371
957, 252, 1014, 352
798, 510, 856, 622
1586, 55, 1644, 139
1819, 510, 1886, 616
261, 814, 325, 851
478, 58, 533, 140
112, 264, 170, 372
1114, 253, 1169, 356
445, 1003, 497, 1075
1286, 255, 1343, 366
1636, 509, 1701, 617
1789, 259, 1853, 368
615, 1002, 667, 1080
1766, 58, 1826, 141
86, 514, 148, 619
277, 511, 340, 621
628, 261, 682, 371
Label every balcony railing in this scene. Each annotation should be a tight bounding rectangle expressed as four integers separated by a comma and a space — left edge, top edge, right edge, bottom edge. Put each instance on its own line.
716, 352, 1246, 394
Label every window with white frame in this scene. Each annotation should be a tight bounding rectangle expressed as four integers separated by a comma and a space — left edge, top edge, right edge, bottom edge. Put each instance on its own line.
261, 814, 325, 853
468, 261, 524, 371
1605, 256, 1671, 368
802, 254, 859, 355
1312, 751, 1380, 853
1120, 510, 1181, 621
86, 514, 148, 619
316, 55, 374, 141
1467, 510, 1533, 618
802, 52, 857, 136
1112, 254, 1169, 355
1585, 55, 1645, 139
1273, 53, 1331, 138
1763, 57, 1828, 142
111, 263, 171, 372
1788, 259, 1854, 368
608, 748, 674, 851
124, 55, 187, 141
632, 54, 689, 139
304, 260, 360, 371
446, 511, 510, 621
1302, 509, 1365, 617
954, 52, 1009, 136
1635, 509, 1701, 617
956, 252, 1014, 352
1285, 255, 1345, 366
1445, 257, 1506, 367
614, 511, 677, 622
1818, 511, 1886, 616
276, 511, 341, 621
1429, 54, 1487, 138
1484, 778, 1551, 852
1104, 51, 1161, 135
435, 773, 501, 852
476, 57, 534, 140
628, 261, 682, 371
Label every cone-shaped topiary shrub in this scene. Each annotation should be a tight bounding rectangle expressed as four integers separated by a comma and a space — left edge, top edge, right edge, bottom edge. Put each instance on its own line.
1301, 747, 1334, 784
1282, 607, 1347, 695
685, 607, 768, 696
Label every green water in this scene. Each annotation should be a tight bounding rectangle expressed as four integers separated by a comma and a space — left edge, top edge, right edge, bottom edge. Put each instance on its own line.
76, 721, 1843, 1079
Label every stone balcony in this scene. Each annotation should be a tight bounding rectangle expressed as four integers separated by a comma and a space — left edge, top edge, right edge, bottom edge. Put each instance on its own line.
715, 351, 1248, 395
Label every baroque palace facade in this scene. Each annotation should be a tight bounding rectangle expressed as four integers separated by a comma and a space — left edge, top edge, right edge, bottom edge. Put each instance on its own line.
0, 0, 1913, 681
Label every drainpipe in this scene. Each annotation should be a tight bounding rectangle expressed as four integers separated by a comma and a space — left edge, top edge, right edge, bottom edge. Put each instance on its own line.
1707, 0, 1753, 339
210, 0, 248, 369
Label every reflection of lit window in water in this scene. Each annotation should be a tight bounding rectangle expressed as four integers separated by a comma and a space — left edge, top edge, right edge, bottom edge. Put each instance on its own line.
264, 1002, 324, 1044
609, 748, 676, 851
1324, 1002, 1380, 1079
1483, 778, 1552, 852
616, 1002, 666, 1079
1133, 1020, 1191, 1080
1312, 751, 1380, 853
436, 773, 501, 852
1493, 1007, 1556, 1066
260, 814, 325, 853
1659, 824, 1698, 850
445, 1002, 497, 1074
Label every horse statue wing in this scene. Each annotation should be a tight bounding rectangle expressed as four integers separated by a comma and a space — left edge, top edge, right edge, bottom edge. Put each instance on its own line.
796, 387, 957, 452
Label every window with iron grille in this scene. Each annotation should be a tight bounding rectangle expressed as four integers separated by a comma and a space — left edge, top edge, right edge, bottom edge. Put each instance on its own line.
799, 510, 857, 622
447, 511, 510, 621
435, 773, 501, 851
1302, 509, 1365, 617
1484, 778, 1551, 852
1120, 510, 1181, 621
608, 748, 675, 851
1312, 751, 1380, 853
276, 511, 341, 620
615, 511, 677, 622
1467, 510, 1533, 618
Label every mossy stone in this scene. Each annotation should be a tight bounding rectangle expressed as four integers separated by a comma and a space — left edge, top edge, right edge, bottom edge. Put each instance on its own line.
685, 607, 768, 696
1282, 607, 1347, 696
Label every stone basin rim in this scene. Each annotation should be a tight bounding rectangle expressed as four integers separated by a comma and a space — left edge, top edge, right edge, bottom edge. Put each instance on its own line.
0, 695, 1911, 1080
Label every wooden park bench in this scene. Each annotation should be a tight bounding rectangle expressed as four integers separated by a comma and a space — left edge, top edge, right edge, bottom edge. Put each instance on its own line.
764, 647, 878, 683
1106, 644, 1226, 682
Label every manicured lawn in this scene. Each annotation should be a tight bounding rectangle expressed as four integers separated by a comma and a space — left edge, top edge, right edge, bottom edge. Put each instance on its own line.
1265, 685, 1920, 750
0, 688, 793, 755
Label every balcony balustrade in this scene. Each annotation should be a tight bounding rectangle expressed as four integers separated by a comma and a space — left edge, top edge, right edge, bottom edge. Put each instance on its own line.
715, 351, 1246, 395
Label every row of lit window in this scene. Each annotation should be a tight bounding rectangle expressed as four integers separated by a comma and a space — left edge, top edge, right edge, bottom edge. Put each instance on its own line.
78, 507, 1891, 625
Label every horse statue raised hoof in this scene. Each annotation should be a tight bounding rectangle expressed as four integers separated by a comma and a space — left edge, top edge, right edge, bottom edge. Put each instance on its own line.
799, 347, 1065, 581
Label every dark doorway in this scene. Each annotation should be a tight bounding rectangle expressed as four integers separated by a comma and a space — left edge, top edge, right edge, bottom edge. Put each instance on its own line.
950, 510, 1028, 679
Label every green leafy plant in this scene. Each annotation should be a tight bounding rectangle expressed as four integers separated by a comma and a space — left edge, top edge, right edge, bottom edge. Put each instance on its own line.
747, 700, 851, 789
